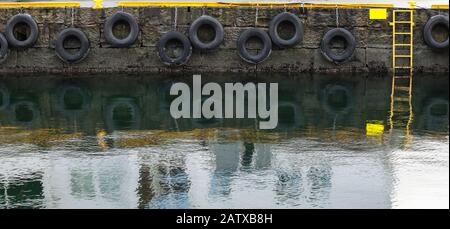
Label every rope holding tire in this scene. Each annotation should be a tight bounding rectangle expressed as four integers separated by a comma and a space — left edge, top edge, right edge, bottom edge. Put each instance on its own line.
423, 15, 449, 50
0, 33, 8, 62
157, 31, 192, 66
55, 28, 90, 64
5, 14, 39, 49
189, 15, 224, 51
269, 12, 304, 48
104, 11, 139, 48
320, 28, 356, 64
237, 28, 272, 64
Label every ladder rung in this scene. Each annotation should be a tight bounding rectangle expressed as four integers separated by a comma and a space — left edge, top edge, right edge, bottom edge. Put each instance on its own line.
395, 32, 412, 35
394, 10, 413, 13
394, 97, 410, 102
395, 44, 411, 46
394, 76, 412, 79
395, 21, 412, 24
395, 55, 412, 58
393, 108, 411, 113
394, 66, 412, 69
394, 86, 411, 91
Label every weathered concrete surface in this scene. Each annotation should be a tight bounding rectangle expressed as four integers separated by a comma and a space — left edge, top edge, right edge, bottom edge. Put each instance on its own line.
0, 7, 448, 74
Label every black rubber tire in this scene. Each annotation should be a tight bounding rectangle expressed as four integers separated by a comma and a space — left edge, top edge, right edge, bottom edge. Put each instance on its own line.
104, 12, 139, 48
269, 12, 304, 48
237, 28, 272, 64
157, 31, 192, 66
0, 33, 8, 62
320, 28, 356, 63
189, 15, 224, 50
5, 14, 39, 49
55, 28, 90, 64
423, 15, 449, 50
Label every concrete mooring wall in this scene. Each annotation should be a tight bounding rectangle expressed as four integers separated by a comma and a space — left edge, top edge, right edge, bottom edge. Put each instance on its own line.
0, 7, 448, 74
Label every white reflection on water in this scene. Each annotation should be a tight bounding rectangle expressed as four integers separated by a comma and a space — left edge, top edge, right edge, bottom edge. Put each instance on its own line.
0, 130, 448, 209
390, 135, 449, 209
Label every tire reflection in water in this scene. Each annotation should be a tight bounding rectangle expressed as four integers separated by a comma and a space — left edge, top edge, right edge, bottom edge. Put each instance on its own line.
104, 97, 141, 131
0, 73, 448, 209
11, 101, 40, 127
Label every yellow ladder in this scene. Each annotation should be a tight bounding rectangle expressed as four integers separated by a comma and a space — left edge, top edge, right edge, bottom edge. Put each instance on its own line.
389, 9, 414, 146
391, 9, 414, 72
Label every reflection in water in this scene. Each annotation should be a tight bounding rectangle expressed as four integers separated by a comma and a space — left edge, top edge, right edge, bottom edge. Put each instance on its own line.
56, 85, 91, 115
321, 84, 353, 116
0, 84, 10, 111
0, 73, 448, 209
105, 97, 141, 131
424, 98, 448, 131
0, 173, 44, 209
11, 101, 40, 126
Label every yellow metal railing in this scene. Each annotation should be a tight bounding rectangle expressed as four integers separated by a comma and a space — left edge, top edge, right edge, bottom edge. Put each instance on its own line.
117, 1, 394, 9
431, 4, 449, 9
0, 1, 446, 9
0, 1, 80, 8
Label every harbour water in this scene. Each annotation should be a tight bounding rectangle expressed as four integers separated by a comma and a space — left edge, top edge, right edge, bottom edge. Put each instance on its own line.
0, 73, 448, 209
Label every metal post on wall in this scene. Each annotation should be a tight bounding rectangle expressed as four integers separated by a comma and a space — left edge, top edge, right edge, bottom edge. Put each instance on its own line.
93, 0, 103, 9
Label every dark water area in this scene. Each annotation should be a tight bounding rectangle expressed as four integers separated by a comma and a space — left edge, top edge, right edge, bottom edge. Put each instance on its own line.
0, 73, 448, 209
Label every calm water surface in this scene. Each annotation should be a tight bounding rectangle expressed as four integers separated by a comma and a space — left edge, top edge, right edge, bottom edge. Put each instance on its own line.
0, 73, 448, 209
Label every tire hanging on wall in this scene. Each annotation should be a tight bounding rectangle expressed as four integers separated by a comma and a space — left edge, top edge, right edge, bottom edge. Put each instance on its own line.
0, 33, 8, 62
237, 28, 272, 64
189, 15, 224, 51
423, 15, 449, 50
55, 28, 90, 64
320, 28, 356, 64
269, 12, 304, 48
5, 14, 39, 49
157, 31, 192, 66
104, 11, 139, 48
